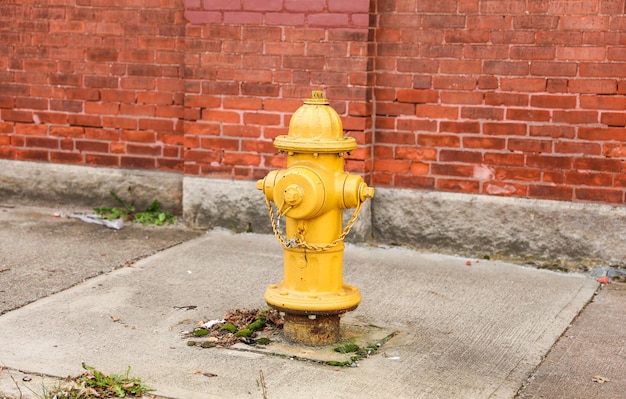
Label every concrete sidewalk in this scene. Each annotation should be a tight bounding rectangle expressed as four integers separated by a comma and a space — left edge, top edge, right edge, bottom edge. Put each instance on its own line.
0, 205, 617, 398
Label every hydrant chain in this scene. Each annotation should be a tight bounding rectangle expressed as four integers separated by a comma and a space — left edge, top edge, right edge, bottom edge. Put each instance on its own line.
264, 196, 364, 252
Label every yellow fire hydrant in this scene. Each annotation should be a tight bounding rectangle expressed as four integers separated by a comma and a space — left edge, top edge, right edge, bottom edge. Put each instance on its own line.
256, 91, 374, 345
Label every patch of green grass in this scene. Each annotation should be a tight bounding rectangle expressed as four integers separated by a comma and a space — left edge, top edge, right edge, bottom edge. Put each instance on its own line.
94, 190, 176, 226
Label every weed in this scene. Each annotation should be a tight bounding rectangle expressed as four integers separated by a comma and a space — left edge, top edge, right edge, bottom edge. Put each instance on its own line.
31, 363, 153, 399
94, 190, 176, 226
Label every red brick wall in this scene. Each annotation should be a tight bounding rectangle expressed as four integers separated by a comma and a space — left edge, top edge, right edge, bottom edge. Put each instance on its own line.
1, 0, 625, 205
373, 0, 626, 204
0, 0, 186, 171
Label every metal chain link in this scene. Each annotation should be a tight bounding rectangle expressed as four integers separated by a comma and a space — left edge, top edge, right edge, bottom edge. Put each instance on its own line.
264, 196, 363, 252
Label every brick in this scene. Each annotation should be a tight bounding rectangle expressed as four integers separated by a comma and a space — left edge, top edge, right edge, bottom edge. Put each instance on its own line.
530, 61, 578, 77
555, 141, 601, 155
561, 16, 609, 31
603, 143, 626, 157
396, 118, 437, 132
395, 175, 435, 189
507, 108, 551, 122
578, 127, 626, 141
508, 138, 552, 153
84, 76, 119, 89
396, 147, 437, 161
76, 140, 109, 153
464, 44, 508, 59
439, 149, 483, 163
529, 185, 573, 201
441, 91, 483, 105
501, 78, 547, 92
484, 61, 529, 76
122, 130, 156, 143
463, 136, 506, 150
50, 126, 85, 138
484, 182, 527, 197
437, 179, 480, 193
566, 171, 613, 187
377, 102, 415, 116
243, 112, 280, 126
266, 12, 305, 26
527, 154, 573, 169
580, 62, 626, 78
568, 79, 617, 94
25, 137, 59, 149
483, 122, 527, 136
574, 157, 622, 172
85, 102, 119, 115
241, 83, 280, 97
575, 188, 624, 204
484, 152, 525, 166
441, 121, 481, 134
461, 107, 504, 120
121, 156, 155, 169
422, 15, 465, 29
511, 46, 556, 60
601, 112, 626, 126
223, 151, 260, 166
432, 164, 475, 178
553, 110, 598, 124
284, 0, 324, 12
495, 167, 541, 182
50, 152, 83, 164
373, 159, 410, 174
15, 124, 48, 136
415, 104, 458, 119
16, 149, 49, 162
127, 143, 162, 157
139, 119, 175, 131
550, 1, 600, 14
410, 162, 430, 175
536, 31, 583, 45
417, 133, 461, 147
530, 125, 575, 138
223, 124, 261, 137
514, 15, 559, 30
558, 46, 605, 61
1, 110, 33, 123
531, 95, 577, 109
485, 93, 528, 107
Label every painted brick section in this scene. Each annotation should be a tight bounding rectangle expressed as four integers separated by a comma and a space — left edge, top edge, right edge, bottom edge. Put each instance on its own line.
185, 0, 370, 29
371, 0, 626, 205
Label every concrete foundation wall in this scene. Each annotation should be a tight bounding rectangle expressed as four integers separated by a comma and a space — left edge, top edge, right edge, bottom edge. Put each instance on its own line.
0, 160, 183, 214
373, 188, 626, 267
2, 161, 624, 266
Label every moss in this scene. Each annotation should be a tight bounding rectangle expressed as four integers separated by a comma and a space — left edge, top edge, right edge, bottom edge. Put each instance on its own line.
187, 341, 197, 346
255, 337, 271, 345
193, 328, 209, 337
234, 329, 252, 338
333, 343, 359, 354
200, 341, 216, 348
247, 320, 266, 331
219, 323, 237, 333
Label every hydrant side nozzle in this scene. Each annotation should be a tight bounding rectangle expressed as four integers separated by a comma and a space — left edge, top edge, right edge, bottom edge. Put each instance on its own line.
255, 179, 264, 191
360, 184, 375, 201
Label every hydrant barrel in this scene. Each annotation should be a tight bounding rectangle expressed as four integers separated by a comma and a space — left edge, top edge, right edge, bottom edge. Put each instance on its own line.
257, 90, 374, 346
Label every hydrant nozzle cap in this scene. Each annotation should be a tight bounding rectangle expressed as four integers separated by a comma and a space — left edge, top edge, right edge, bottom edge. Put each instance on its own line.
303, 90, 330, 106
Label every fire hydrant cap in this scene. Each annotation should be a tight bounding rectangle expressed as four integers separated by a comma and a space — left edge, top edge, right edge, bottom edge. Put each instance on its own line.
274, 91, 356, 153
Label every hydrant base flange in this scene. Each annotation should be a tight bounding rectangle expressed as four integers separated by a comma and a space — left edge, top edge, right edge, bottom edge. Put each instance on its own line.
282, 313, 341, 346
265, 283, 361, 315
